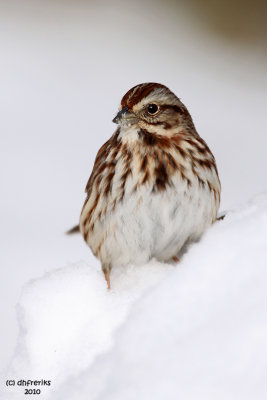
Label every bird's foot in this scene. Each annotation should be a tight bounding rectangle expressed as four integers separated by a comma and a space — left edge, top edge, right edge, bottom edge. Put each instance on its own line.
104, 270, 111, 290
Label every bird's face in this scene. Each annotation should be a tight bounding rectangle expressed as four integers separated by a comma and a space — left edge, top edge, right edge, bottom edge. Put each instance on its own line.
113, 83, 191, 133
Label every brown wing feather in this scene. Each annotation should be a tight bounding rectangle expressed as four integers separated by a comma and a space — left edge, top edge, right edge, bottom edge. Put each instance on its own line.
85, 128, 121, 194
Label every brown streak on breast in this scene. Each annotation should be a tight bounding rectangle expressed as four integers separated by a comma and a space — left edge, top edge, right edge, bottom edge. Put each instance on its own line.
140, 154, 148, 171
174, 144, 187, 159
207, 181, 213, 192
153, 161, 169, 192
142, 170, 150, 184
119, 166, 132, 203
117, 143, 133, 202
103, 170, 115, 196
121, 166, 132, 182
194, 158, 213, 170
184, 138, 208, 155
197, 176, 206, 188
138, 131, 193, 192
166, 153, 178, 169
138, 129, 172, 148
131, 183, 138, 194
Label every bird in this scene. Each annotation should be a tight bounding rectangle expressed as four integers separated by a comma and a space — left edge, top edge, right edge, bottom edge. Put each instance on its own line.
79, 83, 221, 289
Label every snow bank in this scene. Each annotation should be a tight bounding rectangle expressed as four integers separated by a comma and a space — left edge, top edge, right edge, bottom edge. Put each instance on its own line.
6, 260, 171, 399
6, 196, 267, 399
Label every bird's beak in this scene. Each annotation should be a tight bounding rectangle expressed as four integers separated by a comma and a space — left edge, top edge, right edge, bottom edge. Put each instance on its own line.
112, 106, 139, 125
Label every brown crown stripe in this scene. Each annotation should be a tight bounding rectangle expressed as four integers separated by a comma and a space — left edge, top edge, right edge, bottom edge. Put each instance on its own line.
121, 83, 165, 109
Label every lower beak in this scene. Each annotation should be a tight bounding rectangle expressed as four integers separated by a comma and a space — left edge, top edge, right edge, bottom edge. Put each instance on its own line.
112, 106, 139, 125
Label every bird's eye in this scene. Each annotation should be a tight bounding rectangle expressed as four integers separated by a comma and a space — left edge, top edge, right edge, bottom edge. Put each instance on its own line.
147, 104, 159, 115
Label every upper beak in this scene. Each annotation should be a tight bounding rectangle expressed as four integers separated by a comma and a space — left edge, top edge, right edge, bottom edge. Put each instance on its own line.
112, 106, 139, 125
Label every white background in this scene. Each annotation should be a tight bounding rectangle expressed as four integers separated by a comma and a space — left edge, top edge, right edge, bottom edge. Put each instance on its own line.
1, 0, 267, 374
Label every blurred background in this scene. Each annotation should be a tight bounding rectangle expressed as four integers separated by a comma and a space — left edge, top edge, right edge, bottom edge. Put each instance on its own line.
0, 0, 266, 373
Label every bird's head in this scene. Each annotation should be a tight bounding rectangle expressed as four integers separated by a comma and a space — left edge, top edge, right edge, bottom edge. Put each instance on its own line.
112, 82, 195, 134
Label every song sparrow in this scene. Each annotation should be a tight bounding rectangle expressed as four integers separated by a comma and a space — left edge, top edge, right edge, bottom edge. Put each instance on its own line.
80, 83, 221, 288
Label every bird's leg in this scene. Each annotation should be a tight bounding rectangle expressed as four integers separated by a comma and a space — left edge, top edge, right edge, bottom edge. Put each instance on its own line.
104, 271, 111, 290
102, 264, 111, 290
172, 256, 179, 263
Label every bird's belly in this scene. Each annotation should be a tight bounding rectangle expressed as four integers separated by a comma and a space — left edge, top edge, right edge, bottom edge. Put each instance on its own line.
89, 180, 218, 267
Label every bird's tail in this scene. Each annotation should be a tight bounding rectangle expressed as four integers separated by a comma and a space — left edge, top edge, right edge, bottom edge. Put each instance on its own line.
217, 211, 226, 221
66, 224, 80, 234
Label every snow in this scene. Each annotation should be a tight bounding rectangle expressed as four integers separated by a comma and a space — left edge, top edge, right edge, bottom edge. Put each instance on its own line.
1, 0, 267, 396
8, 261, 171, 390
5, 195, 267, 399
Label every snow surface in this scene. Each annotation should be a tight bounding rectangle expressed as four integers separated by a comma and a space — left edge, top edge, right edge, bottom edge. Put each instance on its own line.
4, 195, 267, 400
1, 0, 267, 392
1, 0, 267, 373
